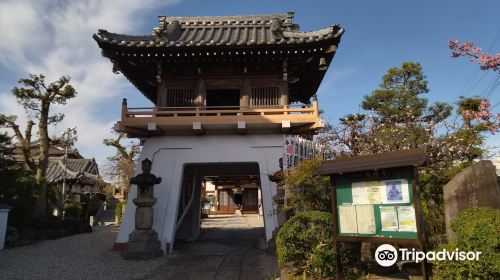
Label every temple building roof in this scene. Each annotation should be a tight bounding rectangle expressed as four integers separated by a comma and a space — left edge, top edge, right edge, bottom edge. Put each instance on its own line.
14, 141, 83, 161
93, 12, 344, 104
94, 12, 343, 48
13, 141, 101, 186
45, 158, 101, 186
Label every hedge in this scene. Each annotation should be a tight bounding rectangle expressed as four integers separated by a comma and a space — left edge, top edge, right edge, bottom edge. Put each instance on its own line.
433, 207, 500, 280
276, 211, 357, 279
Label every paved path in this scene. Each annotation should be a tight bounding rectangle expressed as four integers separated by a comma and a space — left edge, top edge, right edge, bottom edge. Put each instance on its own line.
142, 214, 279, 280
96, 207, 117, 225
0, 215, 279, 280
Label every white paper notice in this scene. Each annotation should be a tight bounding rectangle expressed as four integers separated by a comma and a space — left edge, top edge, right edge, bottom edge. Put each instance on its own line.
365, 182, 383, 204
380, 206, 398, 231
352, 181, 383, 205
338, 205, 357, 234
355, 205, 376, 234
351, 182, 366, 205
397, 206, 417, 232
381, 179, 410, 204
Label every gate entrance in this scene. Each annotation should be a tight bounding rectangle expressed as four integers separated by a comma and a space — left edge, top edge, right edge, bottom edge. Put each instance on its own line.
174, 163, 265, 244
204, 174, 260, 215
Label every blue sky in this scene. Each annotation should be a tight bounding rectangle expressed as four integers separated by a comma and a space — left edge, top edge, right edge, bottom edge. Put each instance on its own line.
0, 0, 499, 169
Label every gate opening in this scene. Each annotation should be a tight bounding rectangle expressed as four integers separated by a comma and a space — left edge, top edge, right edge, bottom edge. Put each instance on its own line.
174, 163, 265, 246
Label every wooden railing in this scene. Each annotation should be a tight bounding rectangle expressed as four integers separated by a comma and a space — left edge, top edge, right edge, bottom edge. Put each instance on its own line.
122, 99, 318, 119
118, 97, 321, 133
125, 105, 314, 118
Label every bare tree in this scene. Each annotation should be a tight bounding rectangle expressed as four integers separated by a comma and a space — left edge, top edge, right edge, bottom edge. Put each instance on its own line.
103, 132, 140, 198
0, 74, 77, 215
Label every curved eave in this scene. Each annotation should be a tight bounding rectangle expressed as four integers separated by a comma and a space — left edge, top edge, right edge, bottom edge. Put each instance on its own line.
93, 26, 345, 104
92, 26, 344, 50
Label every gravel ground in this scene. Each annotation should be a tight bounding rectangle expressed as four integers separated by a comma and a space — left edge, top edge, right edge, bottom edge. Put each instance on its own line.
0, 226, 164, 280
0, 216, 279, 280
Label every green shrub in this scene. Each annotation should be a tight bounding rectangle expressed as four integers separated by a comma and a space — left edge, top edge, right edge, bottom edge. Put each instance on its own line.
276, 211, 355, 279
115, 200, 124, 224
434, 207, 500, 280
283, 158, 331, 212
0, 168, 38, 233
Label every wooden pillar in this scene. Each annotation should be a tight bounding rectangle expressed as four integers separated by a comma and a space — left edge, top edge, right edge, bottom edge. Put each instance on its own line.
280, 81, 289, 106
330, 175, 344, 280
196, 79, 205, 107
312, 95, 319, 115
121, 98, 128, 121
412, 168, 428, 280
241, 78, 250, 107
157, 81, 167, 106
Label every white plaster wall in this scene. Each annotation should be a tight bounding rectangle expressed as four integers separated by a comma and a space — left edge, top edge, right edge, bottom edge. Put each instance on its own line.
205, 181, 216, 192
0, 210, 9, 250
117, 135, 283, 254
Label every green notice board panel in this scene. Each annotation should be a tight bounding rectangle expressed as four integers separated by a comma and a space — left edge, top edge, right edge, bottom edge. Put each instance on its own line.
334, 169, 418, 239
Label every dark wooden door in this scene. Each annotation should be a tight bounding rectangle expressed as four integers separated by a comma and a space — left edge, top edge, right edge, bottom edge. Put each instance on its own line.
218, 189, 236, 214
242, 188, 258, 213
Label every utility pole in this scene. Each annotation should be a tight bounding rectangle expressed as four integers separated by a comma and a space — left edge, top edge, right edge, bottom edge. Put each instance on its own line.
61, 127, 77, 220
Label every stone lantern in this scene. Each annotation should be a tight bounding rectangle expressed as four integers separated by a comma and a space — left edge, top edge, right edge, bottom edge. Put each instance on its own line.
123, 158, 163, 260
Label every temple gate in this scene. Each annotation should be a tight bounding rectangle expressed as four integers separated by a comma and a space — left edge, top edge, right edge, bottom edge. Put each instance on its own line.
94, 12, 344, 254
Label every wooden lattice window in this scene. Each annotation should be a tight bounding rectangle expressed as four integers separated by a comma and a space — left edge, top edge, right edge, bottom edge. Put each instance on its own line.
164, 88, 197, 107
242, 189, 258, 206
250, 87, 280, 107
219, 190, 229, 206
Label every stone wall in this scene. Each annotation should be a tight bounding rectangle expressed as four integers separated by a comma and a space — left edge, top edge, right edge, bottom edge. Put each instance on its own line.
443, 160, 500, 241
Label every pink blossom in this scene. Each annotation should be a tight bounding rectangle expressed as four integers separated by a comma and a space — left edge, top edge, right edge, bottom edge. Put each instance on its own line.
449, 39, 500, 73
460, 99, 500, 133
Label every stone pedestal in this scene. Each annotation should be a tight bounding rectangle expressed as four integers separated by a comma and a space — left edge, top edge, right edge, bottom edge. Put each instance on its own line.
122, 158, 163, 260
123, 230, 163, 260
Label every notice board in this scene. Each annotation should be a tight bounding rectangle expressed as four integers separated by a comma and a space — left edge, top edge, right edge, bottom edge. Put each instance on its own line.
318, 148, 428, 279
333, 168, 418, 239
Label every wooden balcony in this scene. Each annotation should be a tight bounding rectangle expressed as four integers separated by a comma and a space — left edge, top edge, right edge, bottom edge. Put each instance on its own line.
116, 98, 323, 137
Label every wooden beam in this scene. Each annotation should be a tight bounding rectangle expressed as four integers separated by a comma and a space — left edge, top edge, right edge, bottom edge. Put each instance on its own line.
330, 175, 344, 280
147, 122, 157, 131
237, 121, 246, 134
193, 122, 204, 135
281, 120, 291, 133
122, 126, 149, 135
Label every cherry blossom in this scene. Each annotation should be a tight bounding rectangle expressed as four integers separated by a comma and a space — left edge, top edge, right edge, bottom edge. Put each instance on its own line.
449, 40, 500, 73
461, 99, 500, 133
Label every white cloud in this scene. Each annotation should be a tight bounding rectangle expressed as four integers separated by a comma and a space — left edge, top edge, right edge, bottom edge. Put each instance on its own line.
0, 1, 49, 67
0, 0, 180, 165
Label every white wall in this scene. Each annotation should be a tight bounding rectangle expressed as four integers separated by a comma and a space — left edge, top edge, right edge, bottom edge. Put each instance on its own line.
117, 134, 283, 254
205, 181, 216, 192
0, 209, 10, 250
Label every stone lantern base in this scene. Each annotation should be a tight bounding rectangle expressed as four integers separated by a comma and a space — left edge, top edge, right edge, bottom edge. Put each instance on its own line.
122, 229, 163, 260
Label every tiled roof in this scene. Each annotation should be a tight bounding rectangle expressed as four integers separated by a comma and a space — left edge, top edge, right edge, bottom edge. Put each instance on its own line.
14, 141, 83, 159
93, 12, 344, 48
45, 158, 101, 185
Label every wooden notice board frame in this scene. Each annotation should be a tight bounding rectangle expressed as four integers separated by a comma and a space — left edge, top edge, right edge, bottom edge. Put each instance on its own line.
318, 148, 428, 280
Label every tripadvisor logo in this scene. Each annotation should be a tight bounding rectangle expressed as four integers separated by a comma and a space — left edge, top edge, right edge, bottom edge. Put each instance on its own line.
375, 244, 481, 266
375, 244, 398, 267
